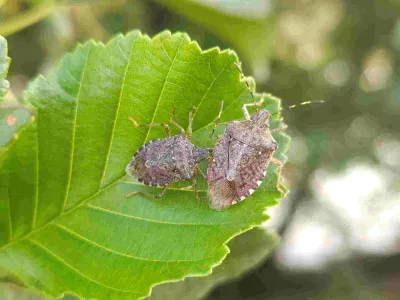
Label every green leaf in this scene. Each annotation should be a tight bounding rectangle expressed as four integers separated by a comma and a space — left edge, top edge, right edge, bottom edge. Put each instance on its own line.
149, 227, 279, 300
0, 36, 31, 154
0, 36, 10, 102
0, 30, 289, 300
0, 283, 56, 300
0, 107, 33, 149
153, 0, 276, 80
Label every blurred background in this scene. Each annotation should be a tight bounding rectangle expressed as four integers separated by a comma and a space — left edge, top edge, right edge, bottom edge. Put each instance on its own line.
0, 0, 399, 299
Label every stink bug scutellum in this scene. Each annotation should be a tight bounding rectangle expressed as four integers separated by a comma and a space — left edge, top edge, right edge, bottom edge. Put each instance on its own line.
207, 62, 323, 211
126, 105, 222, 199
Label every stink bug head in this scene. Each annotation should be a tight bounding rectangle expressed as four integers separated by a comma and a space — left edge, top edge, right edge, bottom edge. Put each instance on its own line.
250, 109, 271, 128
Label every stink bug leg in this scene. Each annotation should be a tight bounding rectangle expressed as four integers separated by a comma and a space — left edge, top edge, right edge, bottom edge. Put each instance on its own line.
209, 100, 224, 141
270, 124, 288, 134
187, 107, 195, 141
169, 108, 185, 134
156, 186, 168, 198
178, 164, 202, 200
129, 116, 171, 137
125, 186, 169, 199
270, 157, 284, 196
126, 190, 155, 199
242, 94, 265, 120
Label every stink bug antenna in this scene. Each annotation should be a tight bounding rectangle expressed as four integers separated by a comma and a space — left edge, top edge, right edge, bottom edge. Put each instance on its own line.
272, 100, 325, 117
234, 62, 258, 112
209, 100, 224, 141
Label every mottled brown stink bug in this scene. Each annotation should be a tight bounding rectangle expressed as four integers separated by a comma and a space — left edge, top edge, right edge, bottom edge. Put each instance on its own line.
207, 93, 286, 211
207, 62, 323, 211
126, 107, 218, 199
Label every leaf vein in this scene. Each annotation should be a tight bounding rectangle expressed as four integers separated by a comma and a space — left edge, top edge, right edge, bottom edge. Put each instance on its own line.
62, 47, 91, 212
192, 93, 241, 135
6, 167, 12, 241
85, 204, 254, 226
191, 59, 232, 123
143, 39, 184, 143
116, 38, 129, 60
0, 174, 124, 251
32, 125, 39, 229
120, 180, 207, 193
99, 35, 137, 187
55, 224, 217, 263
28, 239, 141, 294
160, 40, 173, 62
171, 68, 208, 89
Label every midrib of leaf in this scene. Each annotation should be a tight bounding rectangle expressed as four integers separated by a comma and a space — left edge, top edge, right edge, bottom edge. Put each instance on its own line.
62, 48, 91, 211
143, 38, 184, 143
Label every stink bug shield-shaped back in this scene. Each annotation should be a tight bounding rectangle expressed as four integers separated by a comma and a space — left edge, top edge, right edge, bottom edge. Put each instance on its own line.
207, 95, 286, 211
126, 108, 210, 199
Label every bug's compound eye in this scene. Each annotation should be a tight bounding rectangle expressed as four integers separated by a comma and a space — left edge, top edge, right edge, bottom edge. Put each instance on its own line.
271, 141, 278, 150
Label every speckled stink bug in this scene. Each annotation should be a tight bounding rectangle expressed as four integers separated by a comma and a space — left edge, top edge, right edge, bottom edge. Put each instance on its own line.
207, 93, 286, 211
126, 106, 221, 199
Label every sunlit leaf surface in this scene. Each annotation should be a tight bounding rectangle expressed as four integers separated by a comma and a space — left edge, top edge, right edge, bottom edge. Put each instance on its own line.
0, 31, 289, 299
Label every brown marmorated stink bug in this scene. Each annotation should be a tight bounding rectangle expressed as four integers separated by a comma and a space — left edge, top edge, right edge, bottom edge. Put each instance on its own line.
207, 62, 323, 211
126, 105, 222, 199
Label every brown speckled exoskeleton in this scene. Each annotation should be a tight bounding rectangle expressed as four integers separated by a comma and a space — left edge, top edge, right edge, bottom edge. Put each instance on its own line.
207, 62, 287, 211
126, 107, 212, 199
207, 95, 287, 211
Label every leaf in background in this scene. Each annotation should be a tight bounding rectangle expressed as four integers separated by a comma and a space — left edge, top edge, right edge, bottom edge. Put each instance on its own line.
0, 283, 56, 300
189, 0, 271, 20
153, 0, 276, 81
0, 36, 10, 101
0, 107, 32, 149
0, 36, 32, 153
0, 31, 289, 300
149, 227, 279, 300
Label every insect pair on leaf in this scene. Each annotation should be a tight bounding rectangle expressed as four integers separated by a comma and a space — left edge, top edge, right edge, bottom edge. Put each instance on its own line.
126, 62, 314, 211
